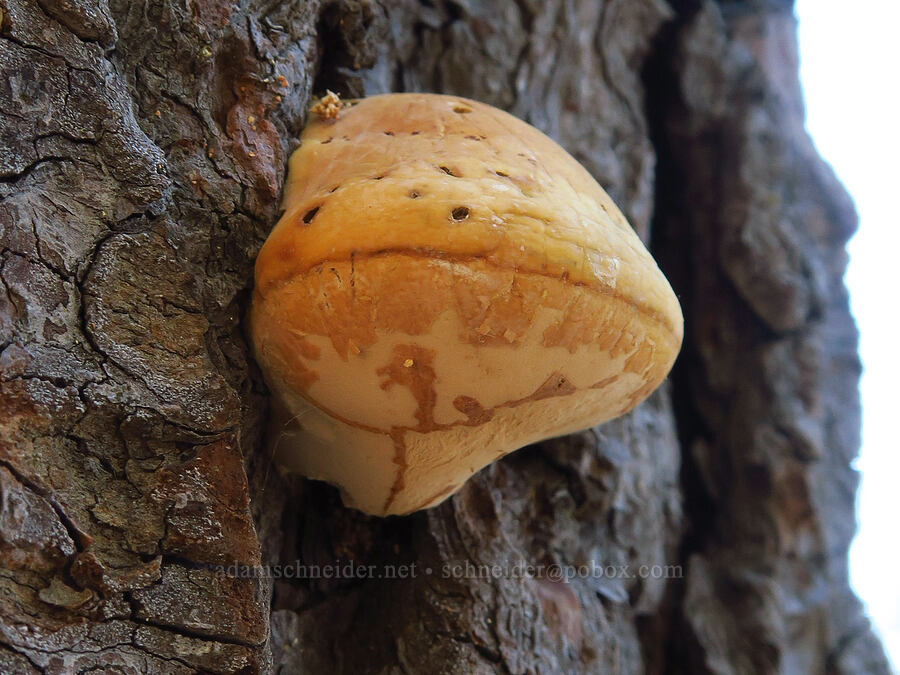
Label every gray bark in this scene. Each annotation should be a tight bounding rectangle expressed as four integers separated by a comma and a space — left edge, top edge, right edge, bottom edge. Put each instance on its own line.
0, 0, 889, 672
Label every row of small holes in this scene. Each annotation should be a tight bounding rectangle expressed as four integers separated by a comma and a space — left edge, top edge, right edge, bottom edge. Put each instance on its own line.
303, 165, 510, 224
303, 202, 468, 223
303, 201, 468, 224
321, 126, 487, 144
303, 135, 484, 224
323, 131, 424, 140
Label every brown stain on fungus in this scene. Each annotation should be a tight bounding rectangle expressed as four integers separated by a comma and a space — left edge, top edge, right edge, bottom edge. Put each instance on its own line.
369, 344, 585, 513
453, 396, 495, 425
508, 373, 576, 407
590, 375, 618, 389
377, 345, 438, 512
385, 430, 409, 515
376, 345, 438, 431
624, 339, 654, 374
290, 332, 321, 360
276, 344, 319, 391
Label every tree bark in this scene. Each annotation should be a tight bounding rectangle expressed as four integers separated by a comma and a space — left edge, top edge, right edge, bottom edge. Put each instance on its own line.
0, 0, 890, 673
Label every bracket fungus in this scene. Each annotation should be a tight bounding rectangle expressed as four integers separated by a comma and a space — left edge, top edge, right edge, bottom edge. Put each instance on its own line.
249, 93, 683, 516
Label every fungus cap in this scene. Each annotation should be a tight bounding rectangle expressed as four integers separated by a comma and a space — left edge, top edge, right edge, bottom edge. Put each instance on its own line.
250, 93, 683, 516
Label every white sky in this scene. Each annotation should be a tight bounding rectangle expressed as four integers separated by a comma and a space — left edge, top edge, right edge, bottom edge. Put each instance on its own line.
795, 1, 900, 669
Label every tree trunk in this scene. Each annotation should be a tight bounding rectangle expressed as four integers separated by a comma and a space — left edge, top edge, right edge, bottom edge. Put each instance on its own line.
0, 0, 890, 672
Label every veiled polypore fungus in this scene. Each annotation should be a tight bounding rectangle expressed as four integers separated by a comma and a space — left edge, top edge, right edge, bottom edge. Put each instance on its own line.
249, 93, 683, 516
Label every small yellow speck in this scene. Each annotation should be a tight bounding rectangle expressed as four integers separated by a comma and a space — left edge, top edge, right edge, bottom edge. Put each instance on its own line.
403, 358, 414, 368
275, 95, 282, 102
200, 46, 213, 58
248, 115, 255, 124
311, 90, 343, 121
248, 151, 256, 157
